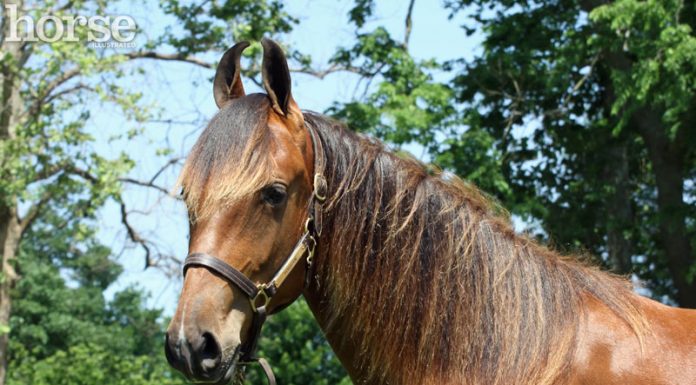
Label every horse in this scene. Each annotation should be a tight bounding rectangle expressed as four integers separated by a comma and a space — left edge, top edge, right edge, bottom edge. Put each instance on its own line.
164, 39, 696, 385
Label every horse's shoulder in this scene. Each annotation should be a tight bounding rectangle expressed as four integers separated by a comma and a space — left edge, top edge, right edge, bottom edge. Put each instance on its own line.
572, 294, 696, 385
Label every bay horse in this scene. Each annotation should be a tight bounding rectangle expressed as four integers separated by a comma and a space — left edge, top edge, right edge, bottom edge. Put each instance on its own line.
164, 39, 696, 385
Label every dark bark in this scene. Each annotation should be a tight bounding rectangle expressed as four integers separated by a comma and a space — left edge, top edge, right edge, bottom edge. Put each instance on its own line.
635, 108, 696, 308
595, 25, 695, 305
597, 66, 634, 275
603, 138, 634, 275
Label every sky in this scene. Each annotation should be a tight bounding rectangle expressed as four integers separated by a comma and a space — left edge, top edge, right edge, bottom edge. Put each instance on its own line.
94, 0, 483, 315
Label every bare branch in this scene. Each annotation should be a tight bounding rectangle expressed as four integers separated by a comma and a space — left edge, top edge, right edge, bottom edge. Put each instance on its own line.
544, 54, 600, 119
126, 51, 214, 69
66, 165, 99, 183
19, 190, 52, 232
148, 156, 184, 185
56, 0, 75, 11
404, 0, 416, 50
65, 162, 179, 198
118, 201, 180, 270
41, 67, 82, 99
119, 156, 184, 196
290, 64, 361, 79
119, 201, 154, 268
26, 52, 207, 113
119, 177, 172, 196
26, 83, 92, 120
27, 51, 350, 121
64, 164, 178, 269
30, 162, 67, 184
242, 55, 360, 81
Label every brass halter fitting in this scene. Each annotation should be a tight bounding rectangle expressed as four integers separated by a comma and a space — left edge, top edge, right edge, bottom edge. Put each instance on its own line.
306, 235, 316, 267
251, 284, 272, 313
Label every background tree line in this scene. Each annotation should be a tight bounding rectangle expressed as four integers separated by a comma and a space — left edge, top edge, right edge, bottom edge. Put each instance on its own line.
1, 0, 693, 384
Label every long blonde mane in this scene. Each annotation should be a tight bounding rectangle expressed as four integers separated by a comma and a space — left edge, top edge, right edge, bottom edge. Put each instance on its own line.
305, 112, 646, 385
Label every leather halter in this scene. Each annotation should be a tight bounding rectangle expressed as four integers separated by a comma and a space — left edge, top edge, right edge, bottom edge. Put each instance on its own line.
182, 123, 326, 385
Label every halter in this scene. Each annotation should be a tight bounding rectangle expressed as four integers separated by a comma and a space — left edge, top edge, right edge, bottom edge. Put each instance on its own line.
182, 123, 326, 385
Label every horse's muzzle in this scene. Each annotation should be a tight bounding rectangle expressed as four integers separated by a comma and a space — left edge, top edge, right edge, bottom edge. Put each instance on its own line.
165, 329, 230, 383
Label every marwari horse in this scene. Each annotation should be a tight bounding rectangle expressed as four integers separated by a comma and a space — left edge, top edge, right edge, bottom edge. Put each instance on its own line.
164, 39, 696, 385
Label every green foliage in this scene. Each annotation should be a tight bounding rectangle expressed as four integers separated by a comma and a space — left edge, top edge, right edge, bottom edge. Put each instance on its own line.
160, 0, 298, 53
7, 220, 185, 385
348, 0, 375, 28
331, 0, 696, 304
329, 27, 455, 151
10, 343, 181, 385
9, 250, 350, 384
158, 0, 301, 81
590, 0, 696, 136
0, 2, 144, 210
442, 0, 695, 301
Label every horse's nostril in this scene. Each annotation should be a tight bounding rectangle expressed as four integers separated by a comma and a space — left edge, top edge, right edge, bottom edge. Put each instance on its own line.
165, 329, 223, 380
197, 332, 222, 373
164, 333, 184, 371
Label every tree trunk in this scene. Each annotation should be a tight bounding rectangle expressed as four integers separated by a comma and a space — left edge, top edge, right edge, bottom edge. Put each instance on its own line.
635, 109, 696, 308
0, 207, 20, 385
597, 66, 634, 275
0, 1, 26, 383
596, 51, 694, 302
603, 137, 634, 275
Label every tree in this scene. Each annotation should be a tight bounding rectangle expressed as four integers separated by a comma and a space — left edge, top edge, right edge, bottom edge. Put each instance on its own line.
7, 211, 185, 385
330, 0, 695, 307
445, 0, 696, 306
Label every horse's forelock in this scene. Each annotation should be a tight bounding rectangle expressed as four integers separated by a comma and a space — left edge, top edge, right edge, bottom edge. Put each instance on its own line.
176, 94, 275, 219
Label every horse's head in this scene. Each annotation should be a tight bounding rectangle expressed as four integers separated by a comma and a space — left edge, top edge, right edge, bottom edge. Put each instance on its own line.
165, 39, 317, 383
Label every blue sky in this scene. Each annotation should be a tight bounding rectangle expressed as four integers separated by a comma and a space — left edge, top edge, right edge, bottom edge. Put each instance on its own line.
95, 0, 482, 315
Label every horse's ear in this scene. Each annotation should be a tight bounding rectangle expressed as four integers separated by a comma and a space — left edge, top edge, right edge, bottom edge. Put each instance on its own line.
261, 38, 301, 120
213, 41, 250, 108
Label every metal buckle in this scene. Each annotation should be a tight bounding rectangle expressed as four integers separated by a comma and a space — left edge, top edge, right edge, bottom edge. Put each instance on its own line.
250, 284, 271, 313
305, 235, 316, 267
313, 173, 327, 202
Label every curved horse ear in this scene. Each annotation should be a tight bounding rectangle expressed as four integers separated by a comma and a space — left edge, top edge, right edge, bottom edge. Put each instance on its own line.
260, 38, 302, 122
213, 41, 250, 108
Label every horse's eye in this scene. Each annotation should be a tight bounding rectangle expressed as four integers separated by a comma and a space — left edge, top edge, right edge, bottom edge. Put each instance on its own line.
261, 184, 287, 206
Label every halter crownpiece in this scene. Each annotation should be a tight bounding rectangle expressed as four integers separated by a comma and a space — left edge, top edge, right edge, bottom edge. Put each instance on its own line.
182, 122, 326, 385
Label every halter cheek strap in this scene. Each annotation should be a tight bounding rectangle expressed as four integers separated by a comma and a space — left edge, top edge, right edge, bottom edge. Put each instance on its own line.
182, 123, 326, 385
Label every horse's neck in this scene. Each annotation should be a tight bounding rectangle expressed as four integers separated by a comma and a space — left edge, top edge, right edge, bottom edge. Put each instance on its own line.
300, 119, 640, 384
303, 290, 367, 382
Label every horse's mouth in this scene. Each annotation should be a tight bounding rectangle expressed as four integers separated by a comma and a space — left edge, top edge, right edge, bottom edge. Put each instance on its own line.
216, 346, 241, 385
187, 346, 240, 385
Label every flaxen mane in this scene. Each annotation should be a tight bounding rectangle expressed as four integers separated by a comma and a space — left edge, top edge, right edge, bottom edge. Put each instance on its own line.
178, 96, 647, 385
303, 112, 646, 385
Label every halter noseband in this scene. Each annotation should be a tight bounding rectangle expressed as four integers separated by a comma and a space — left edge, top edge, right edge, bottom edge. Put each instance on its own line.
182, 123, 326, 385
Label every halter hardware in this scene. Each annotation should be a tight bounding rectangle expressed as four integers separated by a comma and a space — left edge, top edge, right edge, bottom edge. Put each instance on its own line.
250, 284, 272, 313
182, 123, 326, 385
313, 173, 328, 202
